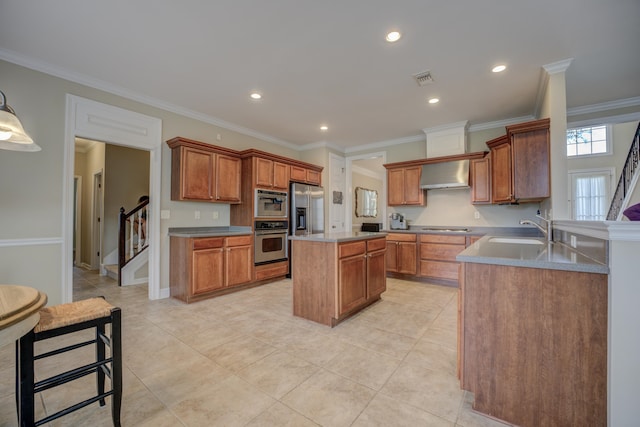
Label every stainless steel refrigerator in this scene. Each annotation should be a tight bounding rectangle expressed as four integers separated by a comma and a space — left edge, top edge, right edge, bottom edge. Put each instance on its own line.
290, 183, 324, 235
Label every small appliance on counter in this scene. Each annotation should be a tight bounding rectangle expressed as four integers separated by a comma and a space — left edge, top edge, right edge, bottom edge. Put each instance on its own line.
390, 213, 408, 230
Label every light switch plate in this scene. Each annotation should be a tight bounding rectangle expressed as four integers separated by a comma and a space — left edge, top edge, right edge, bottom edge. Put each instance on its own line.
212, 211, 219, 219
160, 210, 170, 219
195, 210, 201, 220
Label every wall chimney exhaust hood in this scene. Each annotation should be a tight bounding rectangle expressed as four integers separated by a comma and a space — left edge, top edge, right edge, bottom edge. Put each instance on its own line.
420, 159, 470, 189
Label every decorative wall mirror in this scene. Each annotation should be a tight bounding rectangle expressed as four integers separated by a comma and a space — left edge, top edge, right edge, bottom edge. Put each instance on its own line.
355, 187, 378, 217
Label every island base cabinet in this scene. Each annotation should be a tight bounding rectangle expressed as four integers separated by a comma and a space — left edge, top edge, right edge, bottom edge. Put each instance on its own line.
462, 263, 607, 426
292, 237, 386, 327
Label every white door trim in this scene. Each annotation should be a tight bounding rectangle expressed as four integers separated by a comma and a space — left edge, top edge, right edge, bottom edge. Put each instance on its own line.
328, 152, 346, 233
73, 175, 82, 267
345, 151, 387, 232
63, 95, 162, 302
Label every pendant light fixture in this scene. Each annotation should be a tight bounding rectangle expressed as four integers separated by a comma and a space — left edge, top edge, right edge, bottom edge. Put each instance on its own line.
0, 90, 41, 152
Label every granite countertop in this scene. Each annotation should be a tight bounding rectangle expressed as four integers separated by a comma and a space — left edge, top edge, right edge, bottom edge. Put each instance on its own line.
288, 231, 387, 243
457, 235, 609, 274
168, 226, 252, 238
385, 226, 542, 237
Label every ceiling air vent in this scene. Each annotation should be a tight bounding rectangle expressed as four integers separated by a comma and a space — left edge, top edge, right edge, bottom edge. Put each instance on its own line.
413, 70, 434, 87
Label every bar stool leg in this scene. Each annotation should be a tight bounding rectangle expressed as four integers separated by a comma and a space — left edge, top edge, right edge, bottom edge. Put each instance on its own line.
16, 330, 35, 427
96, 321, 106, 406
111, 308, 122, 427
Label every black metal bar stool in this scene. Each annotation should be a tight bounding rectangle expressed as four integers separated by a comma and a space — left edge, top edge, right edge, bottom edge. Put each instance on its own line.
15, 297, 122, 427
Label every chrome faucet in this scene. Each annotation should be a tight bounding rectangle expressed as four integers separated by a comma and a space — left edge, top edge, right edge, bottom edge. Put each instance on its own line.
519, 214, 553, 242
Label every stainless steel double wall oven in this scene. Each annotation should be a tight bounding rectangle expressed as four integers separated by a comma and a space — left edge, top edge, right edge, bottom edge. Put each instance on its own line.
254, 189, 289, 265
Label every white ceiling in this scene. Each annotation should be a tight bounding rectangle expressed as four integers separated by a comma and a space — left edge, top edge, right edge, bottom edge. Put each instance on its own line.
1, 1, 639, 151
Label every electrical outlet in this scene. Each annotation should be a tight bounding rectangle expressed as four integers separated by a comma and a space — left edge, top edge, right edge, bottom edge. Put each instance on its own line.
474, 211, 480, 220
160, 210, 170, 219
216, 133, 221, 141
212, 211, 219, 220
195, 210, 200, 220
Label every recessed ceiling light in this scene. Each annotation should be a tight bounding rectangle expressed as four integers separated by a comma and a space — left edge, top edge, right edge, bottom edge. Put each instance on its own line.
492, 64, 507, 73
428, 98, 440, 104
385, 31, 401, 42
250, 92, 262, 100
320, 125, 328, 131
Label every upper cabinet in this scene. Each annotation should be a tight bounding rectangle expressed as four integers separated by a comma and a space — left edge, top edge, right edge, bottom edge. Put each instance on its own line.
470, 154, 491, 205
290, 165, 321, 186
168, 137, 241, 203
487, 118, 550, 204
254, 157, 289, 190
386, 166, 424, 206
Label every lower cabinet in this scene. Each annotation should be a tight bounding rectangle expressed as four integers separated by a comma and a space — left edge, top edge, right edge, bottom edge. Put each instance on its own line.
170, 234, 253, 303
419, 234, 466, 284
386, 233, 417, 275
291, 236, 386, 327
338, 238, 387, 316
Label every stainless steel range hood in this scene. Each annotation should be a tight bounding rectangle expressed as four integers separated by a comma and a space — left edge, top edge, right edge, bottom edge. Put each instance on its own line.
419, 159, 470, 189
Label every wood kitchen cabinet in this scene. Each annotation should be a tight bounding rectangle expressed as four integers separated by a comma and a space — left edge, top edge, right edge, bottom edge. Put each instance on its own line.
291, 236, 386, 327
254, 157, 289, 190
386, 233, 417, 275
470, 155, 491, 204
487, 118, 550, 204
338, 238, 387, 316
167, 137, 242, 203
386, 166, 424, 206
170, 234, 253, 303
461, 262, 607, 426
419, 234, 466, 284
290, 165, 321, 185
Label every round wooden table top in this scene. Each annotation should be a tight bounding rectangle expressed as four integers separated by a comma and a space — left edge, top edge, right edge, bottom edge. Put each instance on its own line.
0, 285, 47, 346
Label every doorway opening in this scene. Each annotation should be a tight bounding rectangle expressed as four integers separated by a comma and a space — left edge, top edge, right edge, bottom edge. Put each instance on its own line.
63, 95, 162, 302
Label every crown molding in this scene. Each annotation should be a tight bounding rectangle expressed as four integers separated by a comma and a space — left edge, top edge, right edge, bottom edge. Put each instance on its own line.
298, 140, 344, 153
468, 115, 536, 132
543, 58, 573, 74
0, 48, 300, 151
344, 134, 425, 154
422, 120, 469, 134
567, 96, 640, 117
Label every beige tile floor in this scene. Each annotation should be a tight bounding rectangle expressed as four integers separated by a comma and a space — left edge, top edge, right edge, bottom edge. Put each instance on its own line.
0, 269, 510, 427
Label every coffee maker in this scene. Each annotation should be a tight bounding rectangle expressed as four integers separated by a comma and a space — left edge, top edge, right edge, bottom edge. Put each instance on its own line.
390, 213, 408, 230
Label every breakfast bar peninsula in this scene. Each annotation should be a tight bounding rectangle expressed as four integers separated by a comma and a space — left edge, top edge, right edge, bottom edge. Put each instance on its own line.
289, 231, 387, 327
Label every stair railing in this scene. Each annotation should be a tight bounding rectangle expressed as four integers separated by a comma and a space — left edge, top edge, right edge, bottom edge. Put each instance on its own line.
118, 199, 149, 286
607, 122, 640, 220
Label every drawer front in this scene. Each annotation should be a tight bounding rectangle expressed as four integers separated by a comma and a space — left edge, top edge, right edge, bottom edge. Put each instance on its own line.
386, 233, 417, 242
367, 238, 387, 252
339, 241, 366, 258
192, 237, 224, 250
420, 243, 465, 262
420, 260, 460, 281
420, 234, 467, 245
255, 262, 288, 280
225, 235, 253, 247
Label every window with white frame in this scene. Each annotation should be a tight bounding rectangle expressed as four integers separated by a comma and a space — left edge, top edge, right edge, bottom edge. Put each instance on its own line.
566, 125, 610, 157
568, 168, 614, 220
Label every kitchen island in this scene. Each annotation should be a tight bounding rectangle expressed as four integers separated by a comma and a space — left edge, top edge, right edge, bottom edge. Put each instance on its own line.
289, 231, 387, 327
456, 234, 608, 426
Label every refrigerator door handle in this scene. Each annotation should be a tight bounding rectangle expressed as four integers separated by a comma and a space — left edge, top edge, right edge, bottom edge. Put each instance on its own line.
307, 194, 312, 234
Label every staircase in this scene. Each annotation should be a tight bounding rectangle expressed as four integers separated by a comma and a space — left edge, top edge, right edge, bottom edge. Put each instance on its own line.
113, 199, 149, 286
607, 122, 640, 220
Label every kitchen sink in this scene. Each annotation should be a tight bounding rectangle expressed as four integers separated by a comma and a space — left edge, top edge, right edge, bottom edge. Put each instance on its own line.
488, 237, 545, 245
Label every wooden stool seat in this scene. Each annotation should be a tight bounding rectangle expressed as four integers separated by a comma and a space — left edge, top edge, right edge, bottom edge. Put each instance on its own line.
35, 297, 114, 333
16, 297, 122, 427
